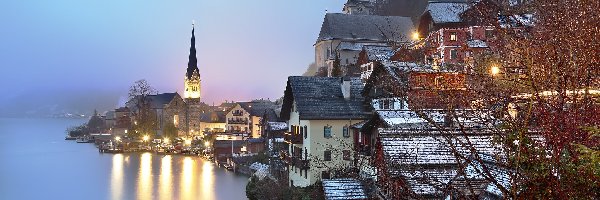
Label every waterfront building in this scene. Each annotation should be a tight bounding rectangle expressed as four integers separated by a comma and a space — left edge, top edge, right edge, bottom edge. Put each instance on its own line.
199, 111, 227, 136
280, 76, 371, 187
225, 101, 279, 138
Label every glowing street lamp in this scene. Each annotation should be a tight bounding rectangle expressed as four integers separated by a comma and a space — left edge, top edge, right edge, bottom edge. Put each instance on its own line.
185, 138, 192, 146
204, 141, 210, 147
490, 65, 500, 76
115, 136, 121, 142
163, 137, 170, 144
143, 135, 149, 142
412, 31, 420, 40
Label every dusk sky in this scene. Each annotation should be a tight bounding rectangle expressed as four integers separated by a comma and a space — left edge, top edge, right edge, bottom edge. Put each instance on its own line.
0, 0, 345, 115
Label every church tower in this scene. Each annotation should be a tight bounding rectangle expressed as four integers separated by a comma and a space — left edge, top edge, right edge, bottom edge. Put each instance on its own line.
184, 24, 201, 99
184, 23, 202, 136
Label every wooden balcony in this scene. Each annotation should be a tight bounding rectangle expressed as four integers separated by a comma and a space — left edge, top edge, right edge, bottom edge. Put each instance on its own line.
284, 132, 303, 144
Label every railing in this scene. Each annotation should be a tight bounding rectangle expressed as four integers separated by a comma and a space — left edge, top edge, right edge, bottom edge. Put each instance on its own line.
228, 119, 248, 124
232, 111, 244, 116
284, 132, 303, 144
280, 150, 309, 169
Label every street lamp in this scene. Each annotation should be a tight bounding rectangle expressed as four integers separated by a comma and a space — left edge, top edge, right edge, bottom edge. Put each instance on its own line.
490, 65, 500, 76
412, 31, 420, 40
164, 137, 170, 144
115, 136, 121, 142
204, 141, 210, 147
143, 135, 149, 142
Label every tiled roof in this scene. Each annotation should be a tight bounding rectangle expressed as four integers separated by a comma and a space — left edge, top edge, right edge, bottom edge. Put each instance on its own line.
238, 101, 279, 120
322, 178, 368, 200
424, 2, 470, 24
281, 76, 371, 120
317, 13, 415, 43
149, 93, 178, 109
199, 111, 226, 123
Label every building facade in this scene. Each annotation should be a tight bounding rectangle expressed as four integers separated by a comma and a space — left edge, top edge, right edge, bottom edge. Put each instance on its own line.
183, 25, 203, 136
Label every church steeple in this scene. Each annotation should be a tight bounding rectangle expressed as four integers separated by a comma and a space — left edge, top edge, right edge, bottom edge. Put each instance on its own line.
184, 22, 201, 100
186, 23, 199, 80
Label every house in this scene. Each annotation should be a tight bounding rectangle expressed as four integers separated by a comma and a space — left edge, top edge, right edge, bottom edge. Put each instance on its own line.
199, 111, 226, 135
225, 101, 279, 138
322, 178, 369, 200
315, 13, 415, 77
417, 1, 471, 37
280, 76, 371, 187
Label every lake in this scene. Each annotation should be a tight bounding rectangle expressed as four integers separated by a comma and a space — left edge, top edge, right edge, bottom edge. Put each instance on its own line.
0, 118, 249, 200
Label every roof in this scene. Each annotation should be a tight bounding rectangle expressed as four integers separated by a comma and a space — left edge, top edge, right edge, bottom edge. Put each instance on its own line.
238, 101, 279, 120
467, 39, 488, 48
378, 128, 498, 166
199, 111, 226, 123
149, 93, 179, 109
322, 178, 368, 200
213, 140, 246, 148
317, 13, 415, 43
424, 2, 470, 24
281, 76, 371, 120
267, 122, 288, 131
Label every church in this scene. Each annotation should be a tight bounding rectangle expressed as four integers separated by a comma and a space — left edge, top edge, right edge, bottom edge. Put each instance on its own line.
182, 24, 205, 136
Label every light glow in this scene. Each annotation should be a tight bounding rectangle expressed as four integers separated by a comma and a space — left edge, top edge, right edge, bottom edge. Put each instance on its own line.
490, 66, 500, 76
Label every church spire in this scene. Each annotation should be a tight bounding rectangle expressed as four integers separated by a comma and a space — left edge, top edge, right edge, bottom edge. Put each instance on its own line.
186, 22, 199, 80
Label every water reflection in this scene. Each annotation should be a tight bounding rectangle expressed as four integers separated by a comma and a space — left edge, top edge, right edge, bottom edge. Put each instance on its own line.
159, 155, 172, 200
200, 160, 215, 200
180, 157, 196, 200
137, 153, 153, 200
110, 154, 124, 200
107, 154, 247, 200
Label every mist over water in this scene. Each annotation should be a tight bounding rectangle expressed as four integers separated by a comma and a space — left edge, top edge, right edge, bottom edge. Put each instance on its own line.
0, 118, 248, 200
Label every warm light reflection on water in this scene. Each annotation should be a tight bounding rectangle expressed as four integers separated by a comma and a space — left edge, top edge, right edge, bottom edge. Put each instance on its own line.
110, 154, 124, 200
200, 160, 216, 200
106, 153, 248, 200
138, 153, 153, 200
181, 156, 196, 200
159, 155, 172, 200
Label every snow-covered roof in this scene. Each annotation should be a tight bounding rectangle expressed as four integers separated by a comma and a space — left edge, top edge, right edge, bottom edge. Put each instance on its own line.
425, 2, 470, 24
317, 13, 415, 43
467, 39, 488, 48
267, 122, 288, 131
461, 155, 511, 198
250, 162, 271, 180
379, 129, 498, 166
376, 109, 495, 129
322, 178, 368, 200
499, 14, 535, 28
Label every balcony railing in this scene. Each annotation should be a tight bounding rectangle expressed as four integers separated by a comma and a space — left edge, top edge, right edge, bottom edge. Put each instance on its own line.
280, 150, 309, 169
284, 132, 303, 144
232, 111, 244, 116
228, 119, 248, 124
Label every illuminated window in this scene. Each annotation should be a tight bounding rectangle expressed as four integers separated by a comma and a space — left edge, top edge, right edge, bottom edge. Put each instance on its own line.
173, 115, 179, 127
450, 32, 457, 41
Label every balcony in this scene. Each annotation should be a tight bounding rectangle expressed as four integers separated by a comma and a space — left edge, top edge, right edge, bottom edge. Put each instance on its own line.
284, 132, 303, 144
232, 111, 244, 116
280, 151, 309, 169
228, 118, 248, 124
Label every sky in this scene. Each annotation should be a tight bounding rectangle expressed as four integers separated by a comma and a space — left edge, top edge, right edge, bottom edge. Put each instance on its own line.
0, 0, 346, 116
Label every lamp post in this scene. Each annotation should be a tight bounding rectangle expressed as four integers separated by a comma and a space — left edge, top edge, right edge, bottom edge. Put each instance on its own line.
490, 65, 500, 77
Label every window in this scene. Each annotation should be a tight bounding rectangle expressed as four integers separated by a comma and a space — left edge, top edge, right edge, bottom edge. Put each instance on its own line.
485, 29, 494, 39
450, 32, 457, 41
324, 125, 332, 138
450, 49, 457, 59
324, 150, 331, 161
173, 115, 179, 127
321, 171, 330, 179
343, 125, 350, 138
343, 150, 351, 160
304, 125, 308, 139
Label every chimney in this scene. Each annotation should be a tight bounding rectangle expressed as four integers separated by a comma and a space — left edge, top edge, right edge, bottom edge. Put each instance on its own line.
341, 76, 352, 99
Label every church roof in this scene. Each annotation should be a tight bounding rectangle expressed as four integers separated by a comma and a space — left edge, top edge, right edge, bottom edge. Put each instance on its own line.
149, 93, 179, 109
186, 26, 199, 80
317, 13, 415, 44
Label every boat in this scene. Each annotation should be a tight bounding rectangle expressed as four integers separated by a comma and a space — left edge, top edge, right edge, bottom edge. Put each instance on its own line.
76, 136, 94, 143
65, 135, 77, 140
223, 164, 234, 171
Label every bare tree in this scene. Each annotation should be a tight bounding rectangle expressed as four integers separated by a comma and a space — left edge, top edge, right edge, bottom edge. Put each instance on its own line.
127, 79, 158, 138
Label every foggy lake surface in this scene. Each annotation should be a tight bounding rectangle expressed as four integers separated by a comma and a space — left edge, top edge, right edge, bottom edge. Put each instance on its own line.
0, 118, 248, 200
